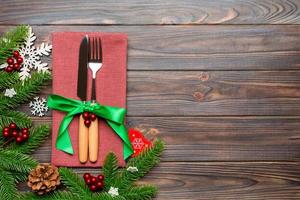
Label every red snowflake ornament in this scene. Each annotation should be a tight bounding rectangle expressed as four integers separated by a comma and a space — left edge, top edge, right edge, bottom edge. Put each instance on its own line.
128, 128, 151, 157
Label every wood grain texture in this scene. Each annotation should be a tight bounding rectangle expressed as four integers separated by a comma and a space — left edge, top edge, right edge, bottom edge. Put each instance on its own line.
1, 0, 300, 198
31, 116, 300, 162
1, 25, 300, 71
18, 71, 300, 116
1, 0, 300, 25
18, 162, 300, 199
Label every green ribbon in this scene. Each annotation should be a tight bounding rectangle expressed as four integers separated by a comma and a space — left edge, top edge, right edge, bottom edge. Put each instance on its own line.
47, 94, 133, 160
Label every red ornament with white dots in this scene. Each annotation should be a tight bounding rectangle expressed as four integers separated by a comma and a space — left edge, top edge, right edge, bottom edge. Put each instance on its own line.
4, 51, 23, 73
2, 123, 30, 144
83, 173, 104, 192
128, 128, 152, 157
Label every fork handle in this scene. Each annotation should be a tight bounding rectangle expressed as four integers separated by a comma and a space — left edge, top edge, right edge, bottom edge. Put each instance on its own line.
89, 117, 98, 162
91, 78, 96, 101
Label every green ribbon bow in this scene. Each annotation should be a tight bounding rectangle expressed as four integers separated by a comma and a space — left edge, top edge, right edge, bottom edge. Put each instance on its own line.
47, 94, 133, 160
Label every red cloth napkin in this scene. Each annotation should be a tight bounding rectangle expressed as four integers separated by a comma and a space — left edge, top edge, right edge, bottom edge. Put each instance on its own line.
51, 32, 127, 167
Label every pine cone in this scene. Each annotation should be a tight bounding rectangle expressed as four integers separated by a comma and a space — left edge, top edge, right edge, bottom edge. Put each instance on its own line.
27, 163, 60, 195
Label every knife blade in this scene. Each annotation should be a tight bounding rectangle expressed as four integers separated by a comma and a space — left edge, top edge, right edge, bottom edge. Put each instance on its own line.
77, 35, 89, 163
77, 36, 88, 101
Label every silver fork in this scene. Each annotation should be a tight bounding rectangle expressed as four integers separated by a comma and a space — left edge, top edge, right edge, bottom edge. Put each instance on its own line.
88, 37, 102, 103
87, 37, 102, 162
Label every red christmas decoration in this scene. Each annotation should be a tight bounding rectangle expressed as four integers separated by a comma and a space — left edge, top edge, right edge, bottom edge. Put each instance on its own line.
4, 51, 23, 73
2, 123, 30, 143
128, 128, 152, 157
82, 112, 97, 128
83, 173, 104, 192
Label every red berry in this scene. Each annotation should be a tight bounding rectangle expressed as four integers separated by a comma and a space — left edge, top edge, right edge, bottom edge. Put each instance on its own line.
13, 51, 20, 58
5, 66, 13, 73
17, 56, 23, 64
90, 114, 97, 121
6, 57, 14, 65
2, 130, 10, 138
12, 130, 19, 138
84, 119, 91, 127
96, 181, 104, 189
90, 184, 97, 191
85, 178, 91, 185
21, 128, 29, 134
3, 127, 10, 132
97, 175, 104, 181
22, 132, 29, 140
83, 112, 90, 119
83, 173, 91, 179
9, 123, 17, 130
13, 63, 20, 71
91, 176, 97, 184
16, 136, 23, 143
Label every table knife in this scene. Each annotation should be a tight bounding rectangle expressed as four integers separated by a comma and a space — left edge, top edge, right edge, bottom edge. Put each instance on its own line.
77, 35, 89, 163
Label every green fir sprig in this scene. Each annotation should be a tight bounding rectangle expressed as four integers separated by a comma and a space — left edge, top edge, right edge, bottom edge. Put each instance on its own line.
0, 71, 19, 90
0, 71, 51, 111
22, 140, 164, 200
0, 170, 19, 200
7, 124, 50, 154
0, 25, 52, 199
0, 25, 28, 64
0, 110, 32, 129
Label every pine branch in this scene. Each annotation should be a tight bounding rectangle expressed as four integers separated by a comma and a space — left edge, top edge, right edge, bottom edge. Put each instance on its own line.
103, 152, 119, 190
20, 191, 79, 200
0, 149, 37, 173
11, 170, 29, 182
0, 169, 18, 200
94, 193, 123, 200
0, 71, 19, 90
0, 25, 28, 63
122, 185, 157, 200
8, 124, 50, 154
117, 140, 164, 190
59, 167, 92, 198
0, 110, 32, 129
0, 71, 51, 110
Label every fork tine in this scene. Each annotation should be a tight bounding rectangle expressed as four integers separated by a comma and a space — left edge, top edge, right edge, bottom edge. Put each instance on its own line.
99, 38, 102, 62
95, 37, 98, 60
92, 37, 94, 61
90, 37, 93, 61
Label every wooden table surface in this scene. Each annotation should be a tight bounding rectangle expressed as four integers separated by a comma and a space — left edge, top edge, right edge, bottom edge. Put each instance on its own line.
1, 1, 300, 199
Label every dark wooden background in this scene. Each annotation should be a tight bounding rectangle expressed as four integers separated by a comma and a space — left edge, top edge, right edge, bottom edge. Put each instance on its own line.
1, 0, 300, 199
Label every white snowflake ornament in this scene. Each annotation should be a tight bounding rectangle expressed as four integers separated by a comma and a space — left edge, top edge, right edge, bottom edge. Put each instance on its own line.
108, 187, 119, 197
19, 27, 52, 80
29, 96, 48, 117
127, 166, 138, 173
4, 88, 16, 98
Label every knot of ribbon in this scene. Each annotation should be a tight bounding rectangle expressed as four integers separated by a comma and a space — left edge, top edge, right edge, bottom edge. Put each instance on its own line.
47, 94, 133, 160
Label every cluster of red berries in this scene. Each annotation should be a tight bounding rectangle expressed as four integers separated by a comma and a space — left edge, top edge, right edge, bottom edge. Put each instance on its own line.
82, 112, 97, 127
2, 123, 29, 143
5, 51, 23, 72
83, 173, 104, 192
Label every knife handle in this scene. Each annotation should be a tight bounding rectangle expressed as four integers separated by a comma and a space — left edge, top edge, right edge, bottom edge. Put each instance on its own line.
89, 118, 98, 162
79, 114, 89, 163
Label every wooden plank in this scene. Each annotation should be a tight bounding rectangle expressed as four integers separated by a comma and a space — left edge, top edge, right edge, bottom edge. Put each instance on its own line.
32, 116, 300, 162
1, 0, 300, 25
19, 71, 300, 116
18, 161, 300, 199
1, 25, 300, 70
127, 71, 300, 116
